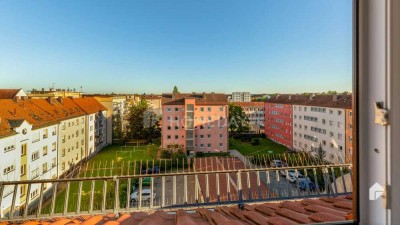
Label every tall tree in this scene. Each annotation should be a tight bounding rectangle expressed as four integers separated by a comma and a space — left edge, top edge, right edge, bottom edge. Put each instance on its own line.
126, 99, 161, 142
228, 104, 250, 134
313, 143, 327, 163
172, 85, 179, 94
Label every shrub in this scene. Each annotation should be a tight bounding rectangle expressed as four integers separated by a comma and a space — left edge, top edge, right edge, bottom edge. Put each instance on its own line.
251, 138, 260, 145
160, 149, 172, 158
196, 152, 204, 157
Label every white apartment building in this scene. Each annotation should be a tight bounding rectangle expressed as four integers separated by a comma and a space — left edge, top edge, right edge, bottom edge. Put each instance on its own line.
292, 95, 351, 162
233, 102, 265, 133
231, 92, 251, 102
72, 98, 108, 158
89, 95, 128, 144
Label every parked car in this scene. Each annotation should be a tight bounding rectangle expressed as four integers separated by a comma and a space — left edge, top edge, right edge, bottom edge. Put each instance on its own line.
280, 169, 297, 177
297, 179, 316, 191
141, 166, 160, 174
287, 171, 306, 183
130, 189, 156, 202
270, 160, 283, 168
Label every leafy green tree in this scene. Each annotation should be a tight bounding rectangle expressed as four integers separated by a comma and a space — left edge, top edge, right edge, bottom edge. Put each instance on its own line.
172, 85, 179, 94
126, 99, 161, 142
112, 113, 124, 144
228, 104, 250, 134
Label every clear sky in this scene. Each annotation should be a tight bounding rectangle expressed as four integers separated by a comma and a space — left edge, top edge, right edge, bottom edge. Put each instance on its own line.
0, 0, 352, 94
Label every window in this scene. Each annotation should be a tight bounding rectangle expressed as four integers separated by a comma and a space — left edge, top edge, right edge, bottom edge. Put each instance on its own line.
43, 146, 48, 156
200, 107, 204, 112
200, 144, 204, 148
219, 143, 223, 147
208, 116, 211, 121
167, 107, 171, 112
175, 126, 179, 130
167, 126, 171, 130
3, 144, 15, 153
207, 134, 211, 139
167, 135, 171, 140
42, 163, 48, 173
207, 107, 211, 112
52, 158, 56, 168
52, 142, 56, 151
20, 164, 26, 176
219, 134, 223, 138
167, 116, 171, 121
175, 107, 179, 111
62, 149, 65, 157
31, 151, 39, 161
207, 143, 211, 148
219, 107, 223, 111
3, 165, 15, 175
200, 135, 204, 139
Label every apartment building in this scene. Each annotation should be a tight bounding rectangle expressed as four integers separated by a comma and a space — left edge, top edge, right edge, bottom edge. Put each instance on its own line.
161, 93, 228, 154
0, 99, 59, 217
230, 92, 251, 102
345, 109, 353, 163
72, 98, 108, 158
142, 95, 163, 115
0, 96, 108, 216
88, 95, 128, 144
292, 95, 351, 162
233, 102, 265, 134
29, 88, 82, 99
264, 95, 308, 149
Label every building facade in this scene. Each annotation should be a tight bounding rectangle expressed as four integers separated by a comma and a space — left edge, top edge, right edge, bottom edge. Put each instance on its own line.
162, 93, 228, 154
29, 88, 82, 99
0, 96, 108, 217
231, 92, 251, 102
345, 109, 353, 163
233, 102, 265, 134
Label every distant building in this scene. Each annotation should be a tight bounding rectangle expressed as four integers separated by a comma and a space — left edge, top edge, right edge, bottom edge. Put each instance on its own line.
142, 94, 163, 115
86, 95, 128, 144
161, 93, 228, 155
0, 88, 27, 100
233, 102, 265, 134
231, 92, 251, 102
265, 95, 307, 149
265, 94, 352, 162
29, 88, 82, 99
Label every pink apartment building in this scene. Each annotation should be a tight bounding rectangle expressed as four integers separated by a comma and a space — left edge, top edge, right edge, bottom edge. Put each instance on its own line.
162, 93, 228, 155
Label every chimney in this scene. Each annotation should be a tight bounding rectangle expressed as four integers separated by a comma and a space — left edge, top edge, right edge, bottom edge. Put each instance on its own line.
333, 94, 338, 101
14, 108, 17, 117
47, 97, 54, 104
310, 93, 315, 100
288, 95, 292, 100
58, 97, 64, 104
276, 94, 280, 99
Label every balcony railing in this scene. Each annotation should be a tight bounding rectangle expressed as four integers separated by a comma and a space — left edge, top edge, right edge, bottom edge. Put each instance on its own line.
0, 160, 352, 221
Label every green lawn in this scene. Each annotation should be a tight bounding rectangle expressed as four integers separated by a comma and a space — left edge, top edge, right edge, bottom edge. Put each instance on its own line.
41, 144, 155, 214
229, 137, 288, 155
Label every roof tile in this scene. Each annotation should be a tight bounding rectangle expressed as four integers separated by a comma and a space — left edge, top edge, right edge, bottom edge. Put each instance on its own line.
275, 208, 311, 224
309, 212, 345, 223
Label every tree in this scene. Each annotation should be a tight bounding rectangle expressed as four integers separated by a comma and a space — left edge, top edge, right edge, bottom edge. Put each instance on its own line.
313, 143, 327, 163
112, 112, 124, 144
172, 85, 179, 94
126, 99, 161, 142
228, 104, 250, 134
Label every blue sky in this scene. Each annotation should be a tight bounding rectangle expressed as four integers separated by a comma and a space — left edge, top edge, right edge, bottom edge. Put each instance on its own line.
0, 0, 352, 94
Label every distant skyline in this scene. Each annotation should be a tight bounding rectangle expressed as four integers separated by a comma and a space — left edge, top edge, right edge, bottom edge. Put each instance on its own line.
0, 0, 352, 94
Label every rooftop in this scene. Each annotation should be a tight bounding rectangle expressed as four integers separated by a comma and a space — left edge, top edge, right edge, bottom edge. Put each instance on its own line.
163, 93, 228, 106
265, 94, 352, 109
12, 196, 353, 225
232, 102, 265, 107
0, 89, 23, 99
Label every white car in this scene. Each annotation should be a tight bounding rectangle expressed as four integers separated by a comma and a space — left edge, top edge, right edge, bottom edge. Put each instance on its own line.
130, 189, 156, 202
270, 160, 283, 168
287, 171, 305, 183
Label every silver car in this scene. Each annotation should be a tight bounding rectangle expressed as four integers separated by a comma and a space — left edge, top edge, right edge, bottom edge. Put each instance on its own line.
130, 189, 156, 202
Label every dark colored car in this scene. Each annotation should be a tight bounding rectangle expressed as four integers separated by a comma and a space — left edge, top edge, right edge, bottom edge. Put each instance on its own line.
141, 166, 160, 174
298, 179, 316, 191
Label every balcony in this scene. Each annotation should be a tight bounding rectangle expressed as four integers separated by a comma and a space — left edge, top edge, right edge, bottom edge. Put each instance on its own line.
0, 157, 352, 222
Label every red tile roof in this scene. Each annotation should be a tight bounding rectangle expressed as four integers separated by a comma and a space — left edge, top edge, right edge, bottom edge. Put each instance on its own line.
232, 102, 264, 107
163, 93, 228, 106
0, 89, 22, 99
0, 98, 106, 137
265, 94, 352, 109
15, 196, 353, 225
72, 97, 107, 114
